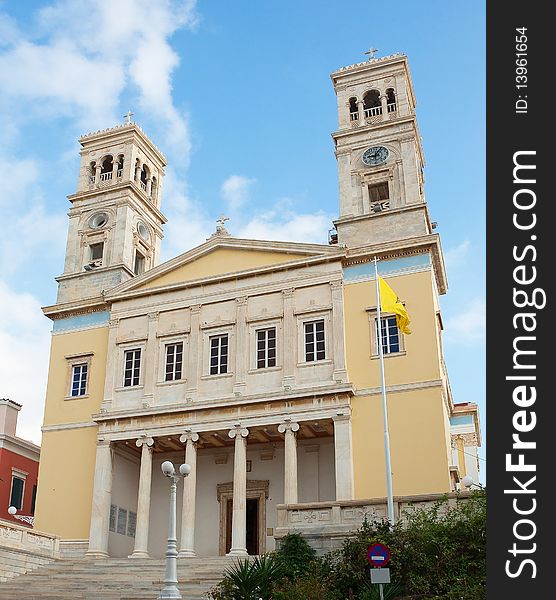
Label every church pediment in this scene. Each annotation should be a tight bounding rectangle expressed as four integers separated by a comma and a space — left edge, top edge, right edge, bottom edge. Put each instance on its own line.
105, 236, 343, 300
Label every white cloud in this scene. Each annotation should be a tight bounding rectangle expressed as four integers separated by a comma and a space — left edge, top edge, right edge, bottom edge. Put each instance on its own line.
0, 0, 198, 146
445, 239, 471, 270
221, 175, 256, 211
0, 281, 51, 445
237, 209, 332, 245
445, 298, 486, 345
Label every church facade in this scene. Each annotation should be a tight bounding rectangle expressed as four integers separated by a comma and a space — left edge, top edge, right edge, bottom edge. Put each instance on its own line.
33, 53, 480, 559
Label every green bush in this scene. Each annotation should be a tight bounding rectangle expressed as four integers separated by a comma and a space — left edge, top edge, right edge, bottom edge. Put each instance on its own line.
208, 492, 486, 600
275, 532, 317, 581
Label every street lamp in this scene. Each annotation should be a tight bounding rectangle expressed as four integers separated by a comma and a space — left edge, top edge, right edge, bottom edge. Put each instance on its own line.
461, 475, 484, 490
158, 460, 191, 600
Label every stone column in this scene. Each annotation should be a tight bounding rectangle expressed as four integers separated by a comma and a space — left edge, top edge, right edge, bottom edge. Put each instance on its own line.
94, 164, 102, 185
380, 94, 388, 116
130, 436, 154, 558
357, 99, 365, 122
233, 297, 248, 396
333, 414, 355, 501
142, 312, 159, 406
282, 288, 296, 390
135, 163, 142, 182
146, 177, 152, 197
278, 421, 299, 504
186, 305, 202, 402
111, 157, 119, 179
227, 425, 249, 556
86, 438, 113, 558
330, 281, 348, 383
178, 429, 199, 557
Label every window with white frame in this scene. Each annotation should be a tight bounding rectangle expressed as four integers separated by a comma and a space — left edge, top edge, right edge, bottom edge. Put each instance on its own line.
209, 334, 228, 375
10, 475, 25, 510
304, 319, 326, 362
376, 315, 401, 354
165, 342, 183, 381
71, 363, 88, 397
123, 348, 141, 386
256, 327, 276, 369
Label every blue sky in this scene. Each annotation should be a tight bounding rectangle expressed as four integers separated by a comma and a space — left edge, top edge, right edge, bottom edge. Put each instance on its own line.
0, 1, 485, 479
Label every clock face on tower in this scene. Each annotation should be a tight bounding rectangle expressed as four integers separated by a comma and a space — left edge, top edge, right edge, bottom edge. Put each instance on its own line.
362, 146, 389, 166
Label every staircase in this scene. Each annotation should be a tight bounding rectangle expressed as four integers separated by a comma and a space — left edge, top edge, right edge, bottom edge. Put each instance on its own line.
0, 556, 236, 600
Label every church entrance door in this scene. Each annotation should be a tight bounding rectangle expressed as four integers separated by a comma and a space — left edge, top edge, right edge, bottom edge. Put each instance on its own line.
218, 480, 269, 556
224, 498, 260, 555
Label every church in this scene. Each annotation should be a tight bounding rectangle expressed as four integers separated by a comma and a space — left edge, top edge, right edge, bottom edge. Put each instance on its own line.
33, 53, 480, 559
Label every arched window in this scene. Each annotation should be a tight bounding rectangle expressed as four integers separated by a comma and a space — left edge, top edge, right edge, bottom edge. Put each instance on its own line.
116, 155, 124, 178
140, 165, 149, 192
349, 97, 358, 121
100, 156, 113, 182
386, 88, 397, 113
89, 161, 96, 184
363, 90, 381, 117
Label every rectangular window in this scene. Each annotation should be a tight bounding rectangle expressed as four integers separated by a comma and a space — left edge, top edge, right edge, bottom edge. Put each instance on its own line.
304, 320, 325, 362
165, 342, 183, 381
30, 485, 37, 515
90, 242, 104, 261
209, 334, 228, 375
368, 182, 389, 203
123, 348, 141, 387
256, 328, 276, 369
127, 511, 137, 538
134, 250, 145, 275
109, 504, 117, 532
117, 507, 128, 535
71, 363, 88, 396
376, 316, 401, 354
10, 476, 25, 510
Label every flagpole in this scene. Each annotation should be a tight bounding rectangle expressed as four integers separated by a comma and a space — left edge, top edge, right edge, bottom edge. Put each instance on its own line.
374, 256, 396, 526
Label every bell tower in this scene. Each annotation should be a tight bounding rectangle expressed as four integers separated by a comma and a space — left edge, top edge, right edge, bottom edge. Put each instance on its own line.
331, 53, 432, 248
56, 120, 167, 304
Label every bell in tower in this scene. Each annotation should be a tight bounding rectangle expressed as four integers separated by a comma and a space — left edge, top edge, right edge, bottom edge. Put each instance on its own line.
56, 117, 167, 304
331, 52, 433, 248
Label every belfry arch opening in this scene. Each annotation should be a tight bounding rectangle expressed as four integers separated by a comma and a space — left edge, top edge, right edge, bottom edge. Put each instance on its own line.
363, 90, 381, 117
100, 156, 113, 182
349, 97, 358, 121
386, 88, 397, 112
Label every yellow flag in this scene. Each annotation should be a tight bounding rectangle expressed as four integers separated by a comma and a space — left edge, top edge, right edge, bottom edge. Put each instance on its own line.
378, 276, 411, 334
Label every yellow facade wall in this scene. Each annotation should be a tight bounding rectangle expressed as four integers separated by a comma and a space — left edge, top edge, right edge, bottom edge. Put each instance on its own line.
34, 426, 98, 537
343, 270, 441, 390
351, 388, 452, 497
42, 327, 108, 427
344, 269, 451, 497
138, 248, 310, 289
35, 325, 108, 537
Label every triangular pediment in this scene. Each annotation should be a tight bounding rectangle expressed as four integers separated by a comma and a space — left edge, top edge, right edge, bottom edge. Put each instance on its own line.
106, 236, 343, 299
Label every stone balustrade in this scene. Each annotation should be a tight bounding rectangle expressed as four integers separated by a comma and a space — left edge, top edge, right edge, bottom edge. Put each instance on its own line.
274, 491, 473, 554
0, 519, 60, 558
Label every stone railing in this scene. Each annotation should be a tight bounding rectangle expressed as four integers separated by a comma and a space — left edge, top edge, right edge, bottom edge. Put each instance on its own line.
275, 492, 472, 554
0, 519, 60, 558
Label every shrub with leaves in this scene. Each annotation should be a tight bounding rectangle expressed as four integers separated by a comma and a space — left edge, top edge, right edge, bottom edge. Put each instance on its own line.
274, 532, 317, 581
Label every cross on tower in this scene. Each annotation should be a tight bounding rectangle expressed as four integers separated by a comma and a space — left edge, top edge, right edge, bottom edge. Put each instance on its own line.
216, 214, 230, 232
364, 48, 379, 60
123, 110, 135, 125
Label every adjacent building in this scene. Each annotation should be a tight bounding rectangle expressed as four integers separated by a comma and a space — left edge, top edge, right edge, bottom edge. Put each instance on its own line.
0, 400, 40, 526
33, 53, 481, 558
